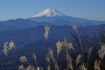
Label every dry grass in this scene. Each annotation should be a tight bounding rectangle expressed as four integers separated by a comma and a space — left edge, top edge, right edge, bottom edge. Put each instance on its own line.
1, 25, 105, 70
3, 41, 16, 56
44, 26, 50, 40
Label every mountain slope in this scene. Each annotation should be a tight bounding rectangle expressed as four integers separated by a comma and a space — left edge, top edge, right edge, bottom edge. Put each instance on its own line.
0, 18, 51, 31
0, 24, 104, 48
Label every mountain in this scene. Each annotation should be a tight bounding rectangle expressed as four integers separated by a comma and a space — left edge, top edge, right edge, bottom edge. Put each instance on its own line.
32, 8, 65, 17
29, 8, 105, 26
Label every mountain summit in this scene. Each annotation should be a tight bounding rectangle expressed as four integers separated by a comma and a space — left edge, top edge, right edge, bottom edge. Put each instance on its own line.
32, 8, 65, 18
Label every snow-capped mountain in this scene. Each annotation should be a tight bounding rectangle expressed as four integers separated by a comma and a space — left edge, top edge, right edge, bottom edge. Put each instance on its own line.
28, 8, 105, 26
32, 8, 65, 18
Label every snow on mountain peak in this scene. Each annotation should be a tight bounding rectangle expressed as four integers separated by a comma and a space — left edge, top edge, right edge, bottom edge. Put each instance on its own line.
32, 8, 65, 18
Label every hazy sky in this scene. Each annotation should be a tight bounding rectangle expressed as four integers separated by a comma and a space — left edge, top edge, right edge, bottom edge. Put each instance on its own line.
0, 0, 105, 21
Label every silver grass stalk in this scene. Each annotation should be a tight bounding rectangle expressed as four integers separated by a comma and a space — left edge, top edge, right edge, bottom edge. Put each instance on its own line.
79, 64, 87, 70
56, 41, 74, 56
44, 26, 50, 40
46, 55, 50, 63
68, 42, 74, 50
32, 53, 37, 65
56, 39, 74, 70
37, 66, 40, 70
66, 53, 73, 70
36, 66, 43, 70
72, 24, 78, 33
3, 41, 16, 56
63, 38, 73, 70
46, 54, 51, 70
98, 44, 105, 59
19, 56, 28, 63
49, 49, 54, 58
72, 24, 83, 58
47, 65, 50, 70
94, 60, 101, 70
3, 42, 9, 56
56, 41, 63, 55
27, 65, 35, 70
49, 49, 59, 70
76, 54, 82, 65
18, 65, 26, 70
9, 41, 16, 50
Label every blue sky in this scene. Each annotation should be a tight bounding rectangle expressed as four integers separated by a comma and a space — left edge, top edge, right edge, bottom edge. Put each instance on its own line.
0, 0, 105, 21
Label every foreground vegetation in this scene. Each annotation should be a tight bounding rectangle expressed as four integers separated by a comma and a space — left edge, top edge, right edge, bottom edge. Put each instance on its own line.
1, 25, 105, 70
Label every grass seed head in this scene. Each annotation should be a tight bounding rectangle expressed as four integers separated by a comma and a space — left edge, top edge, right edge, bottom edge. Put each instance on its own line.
98, 44, 105, 59
44, 26, 50, 40
72, 24, 78, 33
18, 65, 26, 70
19, 56, 28, 63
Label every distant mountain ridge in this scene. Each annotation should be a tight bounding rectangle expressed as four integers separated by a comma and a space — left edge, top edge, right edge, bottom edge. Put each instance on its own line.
0, 8, 105, 31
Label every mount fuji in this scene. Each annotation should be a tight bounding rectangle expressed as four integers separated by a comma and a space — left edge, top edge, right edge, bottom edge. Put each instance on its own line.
32, 8, 65, 17
29, 8, 105, 26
